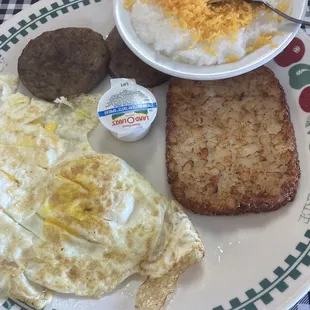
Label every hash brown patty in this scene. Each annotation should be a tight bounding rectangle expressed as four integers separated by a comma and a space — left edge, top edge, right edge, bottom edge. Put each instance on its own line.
18, 27, 110, 101
166, 67, 300, 215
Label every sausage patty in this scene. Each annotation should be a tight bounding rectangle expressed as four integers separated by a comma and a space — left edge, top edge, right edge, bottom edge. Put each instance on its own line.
18, 27, 110, 101
106, 27, 169, 88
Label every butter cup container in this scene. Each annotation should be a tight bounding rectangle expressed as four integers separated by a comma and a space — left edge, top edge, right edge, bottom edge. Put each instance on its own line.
98, 79, 158, 142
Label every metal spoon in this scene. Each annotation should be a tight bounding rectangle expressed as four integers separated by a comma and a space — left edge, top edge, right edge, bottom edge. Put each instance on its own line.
210, 0, 310, 26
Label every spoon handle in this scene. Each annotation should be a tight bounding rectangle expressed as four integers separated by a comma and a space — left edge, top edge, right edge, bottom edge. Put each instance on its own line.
262, 1, 310, 26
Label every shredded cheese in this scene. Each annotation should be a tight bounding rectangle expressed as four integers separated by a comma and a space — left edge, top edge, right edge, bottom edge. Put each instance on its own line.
246, 32, 282, 53
124, 0, 147, 9
266, 0, 290, 22
276, 1, 291, 21
225, 55, 239, 63
125, 0, 266, 43
203, 46, 217, 56
277, 1, 290, 13
125, 0, 290, 57
188, 29, 201, 49
124, 0, 137, 9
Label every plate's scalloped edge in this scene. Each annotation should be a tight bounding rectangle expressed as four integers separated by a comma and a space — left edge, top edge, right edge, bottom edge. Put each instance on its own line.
1, 298, 39, 310
213, 31, 310, 310
213, 229, 310, 310
0, 0, 102, 52
3, 229, 309, 310
0, 2, 309, 310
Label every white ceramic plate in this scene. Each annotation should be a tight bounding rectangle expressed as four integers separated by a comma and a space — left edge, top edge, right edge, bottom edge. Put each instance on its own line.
114, 0, 308, 80
0, 1, 310, 310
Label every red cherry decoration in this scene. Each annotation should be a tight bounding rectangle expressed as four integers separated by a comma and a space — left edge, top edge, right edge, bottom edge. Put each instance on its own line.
274, 38, 305, 67
299, 86, 310, 113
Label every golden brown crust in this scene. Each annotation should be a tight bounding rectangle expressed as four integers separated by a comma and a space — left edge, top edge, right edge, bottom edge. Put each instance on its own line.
166, 67, 300, 215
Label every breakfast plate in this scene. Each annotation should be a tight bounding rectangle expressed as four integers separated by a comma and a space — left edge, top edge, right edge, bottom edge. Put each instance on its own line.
0, 1, 310, 310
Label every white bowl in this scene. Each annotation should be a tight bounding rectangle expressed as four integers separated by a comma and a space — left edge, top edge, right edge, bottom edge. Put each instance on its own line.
113, 0, 307, 80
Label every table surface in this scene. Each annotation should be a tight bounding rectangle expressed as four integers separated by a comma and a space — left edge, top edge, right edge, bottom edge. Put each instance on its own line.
0, 1, 310, 310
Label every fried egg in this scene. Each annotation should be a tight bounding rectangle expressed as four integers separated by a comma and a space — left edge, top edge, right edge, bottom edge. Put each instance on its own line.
49, 95, 100, 142
0, 75, 18, 104
0, 148, 49, 221
0, 76, 99, 224
0, 210, 52, 309
0, 78, 99, 169
0, 76, 205, 310
21, 155, 204, 307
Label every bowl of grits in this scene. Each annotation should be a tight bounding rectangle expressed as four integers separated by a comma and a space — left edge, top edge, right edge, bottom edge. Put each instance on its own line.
114, 0, 307, 80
